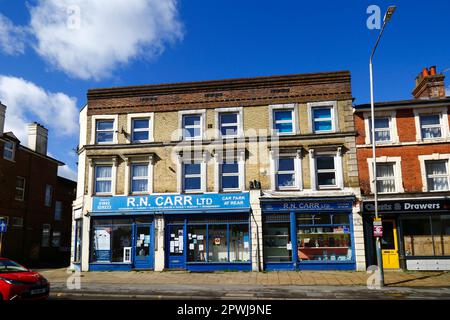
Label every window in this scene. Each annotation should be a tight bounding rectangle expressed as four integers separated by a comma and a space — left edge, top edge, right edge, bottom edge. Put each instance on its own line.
45, 184, 53, 207
220, 161, 240, 191
11, 217, 23, 228
52, 231, 61, 247
426, 160, 449, 191
74, 219, 83, 263
420, 114, 442, 139
96, 120, 114, 143
3, 140, 14, 160
376, 163, 396, 193
276, 158, 296, 190
312, 107, 333, 132
369, 118, 391, 142
183, 163, 202, 192
131, 163, 149, 193
15, 177, 25, 201
132, 118, 150, 142
229, 224, 250, 262
182, 114, 202, 140
42, 224, 51, 247
316, 156, 336, 188
208, 225, 228, 262
219, 112, 239, 137
263, 219, 292, 263
187, 226, 207, 262
95, 165, 112, 194
54, 201, 62, 221
273, 109, 294, 134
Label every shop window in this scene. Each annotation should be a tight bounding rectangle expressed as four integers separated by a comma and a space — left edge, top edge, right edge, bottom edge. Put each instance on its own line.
273, 109, 294, 134
3, 140, 15, 160
220, 161, 240, 191
263, 222, 292, 263
219, 112, 239, 137
54, 201, 62, 221
132, 118, 150, 143
312, 107, 333, 132
95, 165, 112, 194
187, 226, 207, 262
131, 163, 149, 193
369, 117, 391, 142
426, 160, 449, 191
229, 224, 250, 262
183, 163, 202, 192
74, 219, 82, 263
297, 213, 352, 262
376, 163, 396, 193
96, 120, 114, 143
42, 224, 51, 247
182, 114, 202, 140
52, 231, 61, 247
15, 177, 25, 201
208, 225, 228, 262
419, 114, 442, 139
45, 184, 53, 207
316, 156, 336, 188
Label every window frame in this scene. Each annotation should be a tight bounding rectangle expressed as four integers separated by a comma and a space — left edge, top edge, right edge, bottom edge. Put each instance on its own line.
270, 149, 302, 191
308, 101, 338, 134
3, 140, 15, 161
425, 160, 449, 192
95, 120, 115, 144
375, 163, 397, 194
367, 156, 404, 194
269, 104, 298, 136
414, 107, 449, 141
11, 217, 24, 228
179, 110, 206, 141
54, 201, 63, 221
418, 155, 450, 192
217, 109, 242, 138
182, 162, 203, 193
315, 155, 338, 189
44, 184, 53, 207
42, 223, 51, 248
363, 111, 399, 145
127, 112, 154, 143
130, 162, 151, 194
94, 165, 113, 195
15, 176, 25, 201
90, 115, 118, 145
220, 161, 240, 192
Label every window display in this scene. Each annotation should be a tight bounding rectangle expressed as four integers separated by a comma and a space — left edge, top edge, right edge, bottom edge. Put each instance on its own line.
263, 222, 292, 263
187, 226, 207, 262
208, 225, 228, 262
230, 224, 250, 262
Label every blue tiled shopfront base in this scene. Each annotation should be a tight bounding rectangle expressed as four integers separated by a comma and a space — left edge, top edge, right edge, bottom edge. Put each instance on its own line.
186, 263, 252, 272
89, 263, 136, 271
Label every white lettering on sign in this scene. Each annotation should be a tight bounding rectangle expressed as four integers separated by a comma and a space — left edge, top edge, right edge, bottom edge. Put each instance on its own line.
127, 198, 136, 207
404, 203, 440, 210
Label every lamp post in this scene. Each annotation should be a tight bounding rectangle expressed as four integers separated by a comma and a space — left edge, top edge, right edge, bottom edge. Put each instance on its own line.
369, 5, 396, 288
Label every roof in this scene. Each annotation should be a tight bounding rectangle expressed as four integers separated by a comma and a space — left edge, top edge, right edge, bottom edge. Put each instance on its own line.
354, 96, 450, 111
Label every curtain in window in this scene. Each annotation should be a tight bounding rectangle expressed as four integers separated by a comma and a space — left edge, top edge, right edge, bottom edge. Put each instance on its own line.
376, 164, 395, 193
95, 166, 112, 193
426, 161, 449, 191
96, 166, 112, 178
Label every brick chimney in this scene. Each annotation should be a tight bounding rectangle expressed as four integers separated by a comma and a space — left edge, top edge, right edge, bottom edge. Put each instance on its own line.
412, 66, 446, 99
0, 102, 5, 136
28, 122, 48, 155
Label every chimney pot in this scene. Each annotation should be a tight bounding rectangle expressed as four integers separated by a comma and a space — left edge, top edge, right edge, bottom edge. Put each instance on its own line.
413, 66, 446, 99
422, 68, 429, 77
0, 103, 6, 136
430, 66, 437, 76
27, 122, 48, 155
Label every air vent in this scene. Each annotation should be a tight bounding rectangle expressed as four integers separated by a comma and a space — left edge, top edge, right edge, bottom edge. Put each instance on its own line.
140, 96, 158, 102
204, 92, 223, 98
271, 88, 290, 93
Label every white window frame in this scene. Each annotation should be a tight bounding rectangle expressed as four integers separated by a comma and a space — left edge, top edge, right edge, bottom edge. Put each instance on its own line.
90, 115, 118, 145
269, 104, 299, 136
414, 107, 449, 141
367, 156, 404, 194
177, 152, 207, 193
89, 157, 118, 196
270, 149, 302, 191
178, 109, 206, 141
309, 148, 344, 191
418, 154, 450, 192
15, 176, 25, 201
126, 112, 154, 143
3, 140, 15, 161
308, 101, 338, 134
363, 111, 399, 144
214, 150, 245, 192
94, 165, 113, 195
215, 107, 243, 139
130, 161, 152, 195
375, 163, 397, 194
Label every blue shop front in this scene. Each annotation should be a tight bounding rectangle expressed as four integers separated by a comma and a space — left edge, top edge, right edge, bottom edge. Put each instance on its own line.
88, 192, 251, 271
261, 197, 356, 271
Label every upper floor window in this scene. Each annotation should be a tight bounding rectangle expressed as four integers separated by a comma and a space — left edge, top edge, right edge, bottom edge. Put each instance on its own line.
3, 140, 15, 161
11, 217, 23, 228
54, 201, 62, 221
42, 224, 51, 247
419, 114, 442, 139
183, 163, 202, 192
182, 114, 202, 140
273, 109, 294, 134
132, 118, 150, 143
425, 160, 449, 191
376, 163, 396, 193
96, 120, 114, 143
95, 165, 113, 194
312, 107, 334, 133
220, 161, 240, 191
316, 156, 337, 188
15, 177, 25, 201
276, 157, 297, 190
370, 118, 391, 142
131, 163, 149, 194
45, 184, 53, 207
219, 113, 239, 137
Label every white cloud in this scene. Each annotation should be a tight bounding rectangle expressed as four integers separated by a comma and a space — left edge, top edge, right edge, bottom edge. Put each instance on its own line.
58, 164, 78, 181
28, 0, 183, 80
0, 75, 78, 143
0, 14, 26, 55
446, 86, 450, 97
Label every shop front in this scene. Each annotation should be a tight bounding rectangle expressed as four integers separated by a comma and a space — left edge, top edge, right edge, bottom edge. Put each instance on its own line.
362, 198, 450, 271
89, 192, 251, 271
261, 197, 356, 271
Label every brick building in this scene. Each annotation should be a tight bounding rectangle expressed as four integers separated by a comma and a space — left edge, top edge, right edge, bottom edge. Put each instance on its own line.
0, 103, 76, 267
71, 71, 365, 272
354, 66, 450, 271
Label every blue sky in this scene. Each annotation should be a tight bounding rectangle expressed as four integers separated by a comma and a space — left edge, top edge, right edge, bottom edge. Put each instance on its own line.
0, 0, 449, 181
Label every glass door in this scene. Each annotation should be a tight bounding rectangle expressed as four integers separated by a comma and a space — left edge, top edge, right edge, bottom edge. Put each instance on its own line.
381, 220, 400, 269
166, 225, 186, 269
134, 223, 153, 269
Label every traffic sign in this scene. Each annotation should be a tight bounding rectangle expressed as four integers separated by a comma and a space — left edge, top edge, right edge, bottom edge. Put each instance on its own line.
373, 223, 383, 238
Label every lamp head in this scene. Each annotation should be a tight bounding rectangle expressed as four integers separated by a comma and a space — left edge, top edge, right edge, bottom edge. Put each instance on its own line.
384, 6, 396, 23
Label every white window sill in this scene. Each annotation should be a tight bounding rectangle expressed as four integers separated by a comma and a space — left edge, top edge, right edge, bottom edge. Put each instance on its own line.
221, 188, 243, 193
317, 186, 340, 190
94, 193, 113, 197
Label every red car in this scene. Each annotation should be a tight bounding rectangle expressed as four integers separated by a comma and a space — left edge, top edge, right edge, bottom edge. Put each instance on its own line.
0, 258, 50, 301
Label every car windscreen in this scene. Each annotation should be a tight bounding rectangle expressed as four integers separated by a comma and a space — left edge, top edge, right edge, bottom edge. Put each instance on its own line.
0, 260, 28, 272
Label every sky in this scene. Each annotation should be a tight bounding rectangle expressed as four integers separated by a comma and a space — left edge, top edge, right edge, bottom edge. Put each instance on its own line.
0, 0, 449, 181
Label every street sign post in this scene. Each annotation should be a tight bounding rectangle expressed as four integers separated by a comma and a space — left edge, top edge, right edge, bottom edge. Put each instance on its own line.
373, 219, 383, 238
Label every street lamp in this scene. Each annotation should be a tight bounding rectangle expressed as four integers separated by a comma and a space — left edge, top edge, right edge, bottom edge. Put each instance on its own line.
369, 5, 396, 288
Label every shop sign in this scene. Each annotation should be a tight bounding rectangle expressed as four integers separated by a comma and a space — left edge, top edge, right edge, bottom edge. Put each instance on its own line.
362, 199, 449, 213
262, 201, 353, 212
92, 192, 250, 213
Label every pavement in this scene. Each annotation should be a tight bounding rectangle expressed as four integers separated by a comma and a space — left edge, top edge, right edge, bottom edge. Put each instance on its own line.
37, 268, 450, 300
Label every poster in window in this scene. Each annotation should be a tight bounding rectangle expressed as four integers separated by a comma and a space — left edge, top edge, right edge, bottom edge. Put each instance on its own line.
94, 228, 111, 261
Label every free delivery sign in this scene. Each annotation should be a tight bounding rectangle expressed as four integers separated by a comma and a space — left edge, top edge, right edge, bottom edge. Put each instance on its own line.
92, 192, 250, 213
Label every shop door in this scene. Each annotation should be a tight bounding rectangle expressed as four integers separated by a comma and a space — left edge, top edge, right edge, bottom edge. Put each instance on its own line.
134, 224, 153, 269
166, 225, 186, 269
381, 220, 400, 269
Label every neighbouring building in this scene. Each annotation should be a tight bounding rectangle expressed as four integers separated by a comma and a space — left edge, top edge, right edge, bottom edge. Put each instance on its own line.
71, 71, 364, 272
0, 103, 76, 267
354, 66, 450, 271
